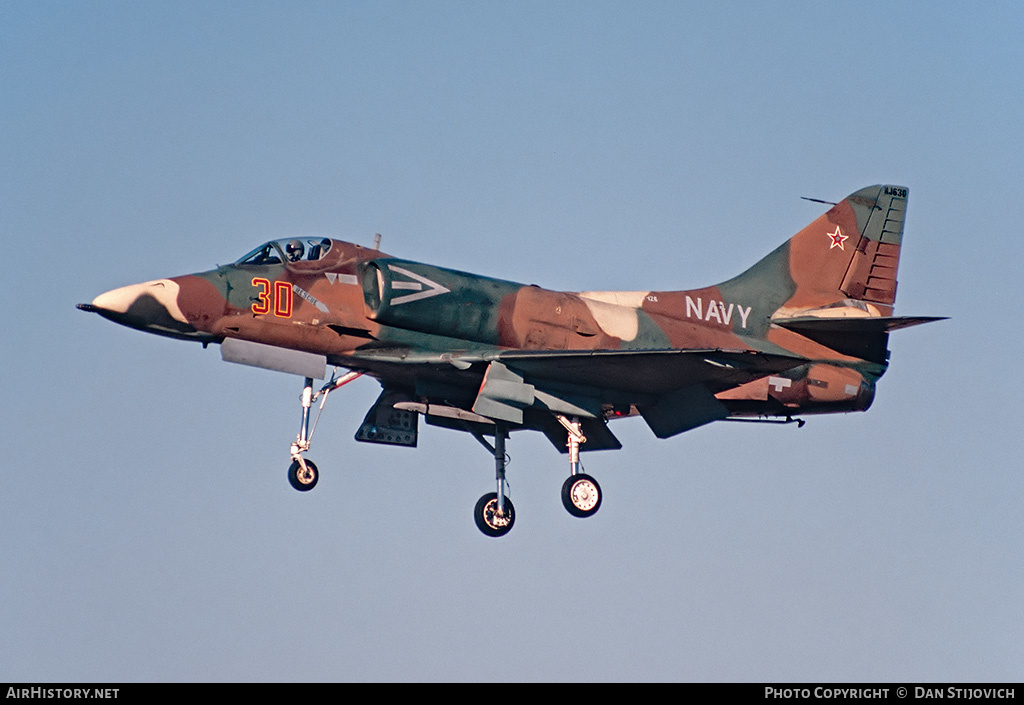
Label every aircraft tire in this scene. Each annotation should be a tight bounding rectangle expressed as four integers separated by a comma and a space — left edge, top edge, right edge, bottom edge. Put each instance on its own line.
474, 492, 515, 537
561, 474, 602, 518
288, 459, 319, 492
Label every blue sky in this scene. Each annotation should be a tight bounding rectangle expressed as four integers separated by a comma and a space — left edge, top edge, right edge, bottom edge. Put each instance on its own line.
2, 1, 1022, 681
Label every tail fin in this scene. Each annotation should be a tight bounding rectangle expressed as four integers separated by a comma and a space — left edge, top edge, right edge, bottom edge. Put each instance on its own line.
718, 184, 909, 323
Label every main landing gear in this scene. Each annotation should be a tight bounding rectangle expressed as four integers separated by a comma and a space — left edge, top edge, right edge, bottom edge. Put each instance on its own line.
472, 423, 516, 537
287, 371, 362, 492
470, 415, 602, 537
558, 415, 602, 519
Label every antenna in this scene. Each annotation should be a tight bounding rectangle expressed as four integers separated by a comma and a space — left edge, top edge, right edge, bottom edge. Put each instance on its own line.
801, 196, 837, 206
373, 233, 382, 250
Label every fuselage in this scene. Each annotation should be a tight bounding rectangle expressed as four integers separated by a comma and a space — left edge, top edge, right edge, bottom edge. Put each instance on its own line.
82, 236, 883, 421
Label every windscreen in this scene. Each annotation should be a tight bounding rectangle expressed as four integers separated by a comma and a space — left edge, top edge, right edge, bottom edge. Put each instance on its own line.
236, 238, 333, 265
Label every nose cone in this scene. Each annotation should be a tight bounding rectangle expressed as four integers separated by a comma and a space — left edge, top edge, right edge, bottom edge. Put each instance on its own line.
79, 277, 217, 342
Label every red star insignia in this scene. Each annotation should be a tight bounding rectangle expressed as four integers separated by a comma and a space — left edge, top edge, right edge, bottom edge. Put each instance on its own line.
827, 226, 848, 250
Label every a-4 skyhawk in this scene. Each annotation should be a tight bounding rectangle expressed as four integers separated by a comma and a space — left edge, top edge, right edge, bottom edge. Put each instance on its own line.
80, 185, 944, 537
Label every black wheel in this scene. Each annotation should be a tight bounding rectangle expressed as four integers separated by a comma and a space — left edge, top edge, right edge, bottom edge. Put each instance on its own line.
474, 492, 515, 537
561, 473, 602, 517
288, 459, 318, 492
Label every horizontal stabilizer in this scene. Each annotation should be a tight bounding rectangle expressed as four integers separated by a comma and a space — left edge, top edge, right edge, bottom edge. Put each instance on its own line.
773, 315, 948, 336
772, 315, 947, 363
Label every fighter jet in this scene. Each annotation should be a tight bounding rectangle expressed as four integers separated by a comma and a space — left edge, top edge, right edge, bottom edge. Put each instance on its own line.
80, 185, 943, 537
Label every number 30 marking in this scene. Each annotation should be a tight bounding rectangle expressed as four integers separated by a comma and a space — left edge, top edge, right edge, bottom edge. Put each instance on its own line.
251, 278, 293, 318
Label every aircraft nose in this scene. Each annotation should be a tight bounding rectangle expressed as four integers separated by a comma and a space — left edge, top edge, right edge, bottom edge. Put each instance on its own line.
79, 278, 203, 340
90, 280, 178, 315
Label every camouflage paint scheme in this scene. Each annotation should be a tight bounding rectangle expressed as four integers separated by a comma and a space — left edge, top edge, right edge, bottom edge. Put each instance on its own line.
81, 185, 942, 527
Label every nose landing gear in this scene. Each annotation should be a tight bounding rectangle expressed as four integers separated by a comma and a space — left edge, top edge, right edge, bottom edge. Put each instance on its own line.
286, 371, 362, 491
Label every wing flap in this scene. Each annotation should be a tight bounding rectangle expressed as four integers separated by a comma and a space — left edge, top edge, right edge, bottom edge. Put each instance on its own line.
638, 385, 729, 439
495, 348, 807, 395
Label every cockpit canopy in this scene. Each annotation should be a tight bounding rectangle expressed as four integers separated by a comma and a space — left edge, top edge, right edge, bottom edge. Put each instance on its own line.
236, 238, 334, 266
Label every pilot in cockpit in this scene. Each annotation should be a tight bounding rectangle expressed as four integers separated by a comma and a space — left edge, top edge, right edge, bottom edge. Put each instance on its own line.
285, 239, 305, 262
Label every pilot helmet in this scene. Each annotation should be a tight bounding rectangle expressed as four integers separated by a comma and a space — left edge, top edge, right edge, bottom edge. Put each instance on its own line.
285, 239, 305, 261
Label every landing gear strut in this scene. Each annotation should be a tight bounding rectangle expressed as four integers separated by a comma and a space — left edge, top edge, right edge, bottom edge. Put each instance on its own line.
473, 422, 515, 537
287, 371, 361, 491
558, 415, 602, 518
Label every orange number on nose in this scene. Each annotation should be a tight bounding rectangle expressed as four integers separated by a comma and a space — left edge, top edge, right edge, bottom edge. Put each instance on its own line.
251, 278, 293, 318
251, 278, 271, 314
274, 281, 293, 317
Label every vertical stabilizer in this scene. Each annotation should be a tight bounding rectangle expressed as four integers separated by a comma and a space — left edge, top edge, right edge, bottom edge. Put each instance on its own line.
716, 185, 909, 327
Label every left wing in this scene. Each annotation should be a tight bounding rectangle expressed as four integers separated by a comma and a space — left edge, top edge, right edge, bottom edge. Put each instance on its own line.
492, 348, 807, 439
344, 347, 807, 445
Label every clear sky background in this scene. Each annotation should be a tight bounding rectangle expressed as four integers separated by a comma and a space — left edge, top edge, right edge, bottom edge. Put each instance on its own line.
2, 1, 1021, 682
